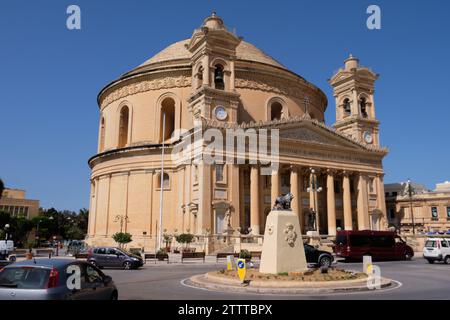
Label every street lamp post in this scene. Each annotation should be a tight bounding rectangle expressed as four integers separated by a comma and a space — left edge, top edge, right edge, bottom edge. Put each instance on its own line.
405, 179, 416, 235
36, 219, 42, 247
4, 224, 10, 241
307, 169, 323, 232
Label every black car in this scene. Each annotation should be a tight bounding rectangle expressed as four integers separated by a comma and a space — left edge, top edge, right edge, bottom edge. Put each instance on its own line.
304, 243, 334, 267
87, 247, 143, 270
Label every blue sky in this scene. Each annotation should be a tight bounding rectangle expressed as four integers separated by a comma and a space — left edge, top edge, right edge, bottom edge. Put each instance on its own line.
0, 0, 449, 211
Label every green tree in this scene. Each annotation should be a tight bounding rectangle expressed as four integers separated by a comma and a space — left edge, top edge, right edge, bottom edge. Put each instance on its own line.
112, 232, 132, 249
175, 233, 195, 251
0, 179, 4, 198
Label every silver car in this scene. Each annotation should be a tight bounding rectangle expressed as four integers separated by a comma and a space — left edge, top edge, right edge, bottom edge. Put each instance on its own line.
0, 259, 118, 300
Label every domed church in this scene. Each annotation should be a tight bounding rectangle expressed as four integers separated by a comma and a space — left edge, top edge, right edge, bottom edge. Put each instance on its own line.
86, 13, 388, 251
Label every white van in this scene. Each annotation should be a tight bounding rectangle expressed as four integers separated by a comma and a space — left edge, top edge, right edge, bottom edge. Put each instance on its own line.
423, 238, 450, 264
0, 240, 14, 260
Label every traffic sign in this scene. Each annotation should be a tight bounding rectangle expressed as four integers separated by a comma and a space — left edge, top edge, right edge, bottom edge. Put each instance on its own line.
237, 258, 246, 282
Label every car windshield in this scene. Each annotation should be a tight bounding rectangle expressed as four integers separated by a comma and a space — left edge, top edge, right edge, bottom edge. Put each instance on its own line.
425, 240, 437, 248
0, 267, 51, 289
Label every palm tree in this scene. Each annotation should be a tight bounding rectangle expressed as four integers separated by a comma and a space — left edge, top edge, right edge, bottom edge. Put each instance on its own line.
0, 179, 4, 198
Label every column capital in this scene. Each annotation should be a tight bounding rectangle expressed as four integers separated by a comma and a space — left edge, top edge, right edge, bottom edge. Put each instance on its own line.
357, 171, 371, 178
375, 172, 385, 178
342, 170, 353, 177
326, 168, 337, 176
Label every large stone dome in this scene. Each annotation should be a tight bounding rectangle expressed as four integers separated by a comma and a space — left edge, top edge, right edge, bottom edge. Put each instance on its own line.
122, 39, 287, 78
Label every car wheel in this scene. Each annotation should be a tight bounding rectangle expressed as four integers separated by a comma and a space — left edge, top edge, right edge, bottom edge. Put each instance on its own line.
427, 259, 435, 264
319, 256, 332, 268
405, 252, 412, 261
110, 291, 118, 300
123, 261, 132, 270
444, 256, 450, 265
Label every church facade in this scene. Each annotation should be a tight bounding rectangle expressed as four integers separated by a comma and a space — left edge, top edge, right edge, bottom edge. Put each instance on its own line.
86, 13, 388, 250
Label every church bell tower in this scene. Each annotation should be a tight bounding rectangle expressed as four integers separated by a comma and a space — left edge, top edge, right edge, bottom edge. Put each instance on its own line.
329, 55, 381, 146
186, 12, 242, 123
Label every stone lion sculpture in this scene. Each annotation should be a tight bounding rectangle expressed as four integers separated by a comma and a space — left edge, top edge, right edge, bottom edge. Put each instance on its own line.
273, 192, 294, 210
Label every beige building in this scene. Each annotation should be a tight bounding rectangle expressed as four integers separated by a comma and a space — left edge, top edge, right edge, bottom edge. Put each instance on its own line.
86, 13, 388, 251
0, 188, 40, 219
386, 181, 450, 234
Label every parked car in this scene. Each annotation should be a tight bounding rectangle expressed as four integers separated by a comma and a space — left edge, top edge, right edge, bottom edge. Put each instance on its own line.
423, 238, 450, 264
334, 230, 414, 261
304, 243, 333, 267
0, 259, 118, 300
87, 247, 143, 270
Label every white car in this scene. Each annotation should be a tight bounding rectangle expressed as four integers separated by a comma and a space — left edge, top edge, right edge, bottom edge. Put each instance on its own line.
423, 238, 450, 264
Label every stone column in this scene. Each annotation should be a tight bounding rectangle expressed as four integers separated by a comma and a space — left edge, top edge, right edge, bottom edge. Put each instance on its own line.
308, 170, 320, 232
357, 173, 370, 230
230, 164, 240, 230
197, 162, 212, 235
290, 166, 300, 217
376, 173, 387, 217
326, 170, 337, 236
203, 55, 209, 86
230, 60, 235, 90
250, 166, 260, 235
239, 167, 245, 230
343, 172, 353, 230
271, 169, 280, 205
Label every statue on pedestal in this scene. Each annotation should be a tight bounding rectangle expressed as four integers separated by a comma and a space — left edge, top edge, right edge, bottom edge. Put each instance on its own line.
273, 192, 294, 210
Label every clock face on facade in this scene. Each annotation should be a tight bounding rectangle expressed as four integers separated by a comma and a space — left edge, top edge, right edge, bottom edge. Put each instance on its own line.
214, 106, 228, 121
363, 131, 373, 144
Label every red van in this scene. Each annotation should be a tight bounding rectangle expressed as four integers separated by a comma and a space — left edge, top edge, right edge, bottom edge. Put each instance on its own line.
334, 230, 414, 261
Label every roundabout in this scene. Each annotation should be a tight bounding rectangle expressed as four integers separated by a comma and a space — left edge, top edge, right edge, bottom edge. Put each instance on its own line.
184, 268, 395, 295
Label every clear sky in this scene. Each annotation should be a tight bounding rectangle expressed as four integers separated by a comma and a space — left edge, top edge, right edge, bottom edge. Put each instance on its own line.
0, 1, 449, 211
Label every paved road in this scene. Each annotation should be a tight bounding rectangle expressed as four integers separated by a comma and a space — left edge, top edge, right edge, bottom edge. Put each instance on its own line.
103, 257, 450, 300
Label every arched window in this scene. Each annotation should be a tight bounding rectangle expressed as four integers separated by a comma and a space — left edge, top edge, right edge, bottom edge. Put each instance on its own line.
157, 172, 170, 189
99, 117, 106, 152
118, 106, 129, 148
214, 64, 225, 90
360, 97, 368, 118
343, 98, 351, 116
160, 98, 175, 142
270, 102, 283, 120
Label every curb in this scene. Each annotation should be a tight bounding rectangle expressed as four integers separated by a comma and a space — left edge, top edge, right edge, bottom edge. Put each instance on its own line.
186, 273, 394, 294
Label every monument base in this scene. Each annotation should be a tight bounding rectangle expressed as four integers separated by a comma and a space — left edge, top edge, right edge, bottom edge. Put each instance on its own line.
259, 210, 308, 274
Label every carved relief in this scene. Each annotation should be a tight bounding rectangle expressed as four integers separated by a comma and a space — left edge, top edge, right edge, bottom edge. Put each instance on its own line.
284, 222, 297, 247
267, 224, 274, 235
100, 74, 191, 109
235, 71, 324, 104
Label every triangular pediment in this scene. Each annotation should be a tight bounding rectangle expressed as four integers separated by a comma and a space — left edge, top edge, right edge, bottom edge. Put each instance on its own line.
279, 122, 365, 150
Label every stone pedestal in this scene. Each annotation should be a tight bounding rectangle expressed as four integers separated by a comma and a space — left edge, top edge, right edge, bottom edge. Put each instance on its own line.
259, 210, 308, 274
